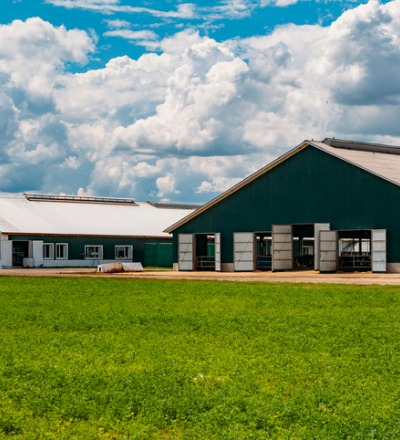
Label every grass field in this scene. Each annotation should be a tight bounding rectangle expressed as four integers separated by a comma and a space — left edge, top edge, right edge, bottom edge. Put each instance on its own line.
1, 277, 400, 439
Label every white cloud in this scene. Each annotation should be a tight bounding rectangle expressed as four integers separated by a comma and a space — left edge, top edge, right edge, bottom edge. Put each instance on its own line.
206, 0, 256, 19
2, 2, 400, 201
103, 29, 158, 41
0, 17, 94, 100
45, 0, 196, 19
260, 0, 299, 6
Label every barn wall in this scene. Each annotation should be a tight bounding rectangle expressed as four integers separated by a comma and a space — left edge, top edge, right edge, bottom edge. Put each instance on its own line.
7, 235, 172, 266
172, 146, 400, 264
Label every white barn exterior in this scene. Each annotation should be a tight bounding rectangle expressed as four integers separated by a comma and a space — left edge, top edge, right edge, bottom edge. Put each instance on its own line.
0, 194, 194, 269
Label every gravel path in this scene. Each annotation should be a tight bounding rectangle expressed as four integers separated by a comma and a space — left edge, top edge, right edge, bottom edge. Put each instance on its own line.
1, 267, 400, 285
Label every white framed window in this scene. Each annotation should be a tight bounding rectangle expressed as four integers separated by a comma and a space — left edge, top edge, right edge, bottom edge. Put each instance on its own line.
43, 243, 54, 259
85, 245, 103, 259
115, 245, 133, 260
56, 243, 68, 260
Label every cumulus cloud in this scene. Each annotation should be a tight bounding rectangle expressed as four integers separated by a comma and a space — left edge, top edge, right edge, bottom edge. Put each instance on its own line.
2, 2, 400, 202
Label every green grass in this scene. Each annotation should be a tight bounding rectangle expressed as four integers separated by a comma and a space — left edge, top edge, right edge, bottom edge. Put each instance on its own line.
1, 277, 400, 439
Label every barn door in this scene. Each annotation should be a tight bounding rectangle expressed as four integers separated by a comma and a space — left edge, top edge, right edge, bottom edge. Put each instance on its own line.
319, 230, 338, 273
0, 241, 12, 268
178, 234, 194, 271
371, 229, 387, 273
313, 223, 330, 270
32, 241, 44, 268
234, 232, 254, 271
215, 233, 221, 272
272, 224, 293, 271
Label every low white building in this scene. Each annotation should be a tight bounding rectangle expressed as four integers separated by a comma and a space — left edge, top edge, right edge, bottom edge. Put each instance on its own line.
0, 193, 195, 269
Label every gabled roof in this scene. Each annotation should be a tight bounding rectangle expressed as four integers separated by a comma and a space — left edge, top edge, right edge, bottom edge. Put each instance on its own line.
0, 194, 194, 238
165, 138, 400, 233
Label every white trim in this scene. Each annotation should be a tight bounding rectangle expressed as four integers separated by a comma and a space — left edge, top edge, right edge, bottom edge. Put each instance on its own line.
84, 245, 103, 260
43, 243, 54, 259
56, 243, 68, 260
115, 245, 133, 260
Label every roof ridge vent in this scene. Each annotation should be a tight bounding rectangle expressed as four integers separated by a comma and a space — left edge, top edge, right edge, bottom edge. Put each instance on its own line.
322, 138, 400, 155
147, 201, 201, 210
24, 193, 138, 205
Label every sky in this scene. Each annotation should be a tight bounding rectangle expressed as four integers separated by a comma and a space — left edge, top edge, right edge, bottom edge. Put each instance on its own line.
0, 0, 399, 203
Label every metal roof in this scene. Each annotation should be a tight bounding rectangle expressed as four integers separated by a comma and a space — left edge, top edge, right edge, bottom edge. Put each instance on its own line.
312, 139, 400, 186
165, 138, 400, 233
0, 194, 194, 237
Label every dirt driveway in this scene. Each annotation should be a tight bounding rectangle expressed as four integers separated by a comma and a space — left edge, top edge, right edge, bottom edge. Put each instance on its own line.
2, 267, 400, 285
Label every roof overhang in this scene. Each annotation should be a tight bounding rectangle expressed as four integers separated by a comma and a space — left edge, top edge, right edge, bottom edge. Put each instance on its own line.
3, 232, 171, 239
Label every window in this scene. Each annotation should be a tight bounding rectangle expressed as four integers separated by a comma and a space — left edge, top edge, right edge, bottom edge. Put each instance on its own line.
115, 245, 133, 260
56, 243, 68, 260
85, 245, 103, 259
43, 243, 54, 259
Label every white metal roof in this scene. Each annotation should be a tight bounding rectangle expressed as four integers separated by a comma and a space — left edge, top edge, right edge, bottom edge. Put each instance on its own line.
310, 140, 400, 186
0, 194, 194, 237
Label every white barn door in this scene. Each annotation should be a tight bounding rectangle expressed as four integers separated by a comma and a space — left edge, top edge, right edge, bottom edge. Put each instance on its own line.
234, 232, 254, 271
0, 241, 12, 268
178, 234, 194, 271
272, 224, 293, 271
319, 230, 338, 273
313, 223, 330, 270
32, 241, 44, 268
371, 229, 387, 273
215, 233, 221, 272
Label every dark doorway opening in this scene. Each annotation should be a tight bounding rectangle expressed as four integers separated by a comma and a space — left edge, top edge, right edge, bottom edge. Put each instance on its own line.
255, 232, 272, 270
12, 241, 29, 267
293, 224, 315, 269
338, 230, 371, 271
195, 234, 216, 271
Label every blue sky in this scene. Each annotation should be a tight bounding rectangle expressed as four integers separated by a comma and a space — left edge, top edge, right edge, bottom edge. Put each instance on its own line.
0, 0, 398, 202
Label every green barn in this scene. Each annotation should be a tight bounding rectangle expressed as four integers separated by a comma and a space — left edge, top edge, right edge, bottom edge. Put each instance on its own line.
165, 138, 400, 273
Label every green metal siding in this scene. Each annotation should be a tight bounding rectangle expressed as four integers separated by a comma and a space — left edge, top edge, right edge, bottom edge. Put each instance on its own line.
7, 235, 172, 266
173, 146, 400, 263
144, 243, 173, 267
